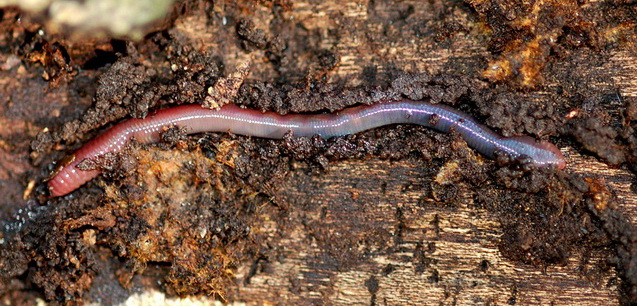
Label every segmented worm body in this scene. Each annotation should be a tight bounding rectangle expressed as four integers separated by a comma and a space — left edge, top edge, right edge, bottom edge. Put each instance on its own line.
48, 101, 565, 197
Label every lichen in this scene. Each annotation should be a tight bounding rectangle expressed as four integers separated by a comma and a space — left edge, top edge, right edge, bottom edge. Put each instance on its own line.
0, 0, 175, 38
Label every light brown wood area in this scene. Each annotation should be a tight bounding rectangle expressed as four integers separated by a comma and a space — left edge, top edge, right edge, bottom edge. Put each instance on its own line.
231, 156, 626, 305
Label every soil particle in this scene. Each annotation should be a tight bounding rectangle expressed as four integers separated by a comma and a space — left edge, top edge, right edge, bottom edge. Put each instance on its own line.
571, 117, 627, 166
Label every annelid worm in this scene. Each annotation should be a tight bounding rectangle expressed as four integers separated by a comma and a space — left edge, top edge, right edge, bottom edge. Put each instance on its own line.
48, 100, 566, 197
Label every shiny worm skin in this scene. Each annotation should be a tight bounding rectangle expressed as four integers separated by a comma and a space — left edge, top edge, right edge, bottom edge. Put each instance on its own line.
48, 100, 566, 197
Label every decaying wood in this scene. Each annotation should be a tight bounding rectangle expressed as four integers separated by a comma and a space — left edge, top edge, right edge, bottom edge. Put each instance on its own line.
232, 156, 625, 305
0, 0, 636, 304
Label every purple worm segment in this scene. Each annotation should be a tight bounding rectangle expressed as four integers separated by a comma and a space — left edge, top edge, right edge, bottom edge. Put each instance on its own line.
48, 100, 566, 197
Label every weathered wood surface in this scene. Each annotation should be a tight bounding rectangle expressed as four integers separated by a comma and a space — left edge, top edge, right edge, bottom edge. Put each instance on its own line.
229, 157, 625, 305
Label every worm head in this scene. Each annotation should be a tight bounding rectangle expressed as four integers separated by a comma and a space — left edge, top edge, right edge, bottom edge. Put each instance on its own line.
509, 136, 566, 169
536, 140, 566, 169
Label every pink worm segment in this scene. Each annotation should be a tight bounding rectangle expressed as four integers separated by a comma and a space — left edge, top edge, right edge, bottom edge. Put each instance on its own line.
48, 101, 566, 197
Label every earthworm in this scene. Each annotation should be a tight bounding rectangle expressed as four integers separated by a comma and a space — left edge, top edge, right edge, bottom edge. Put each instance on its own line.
48, 100, 566, 197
